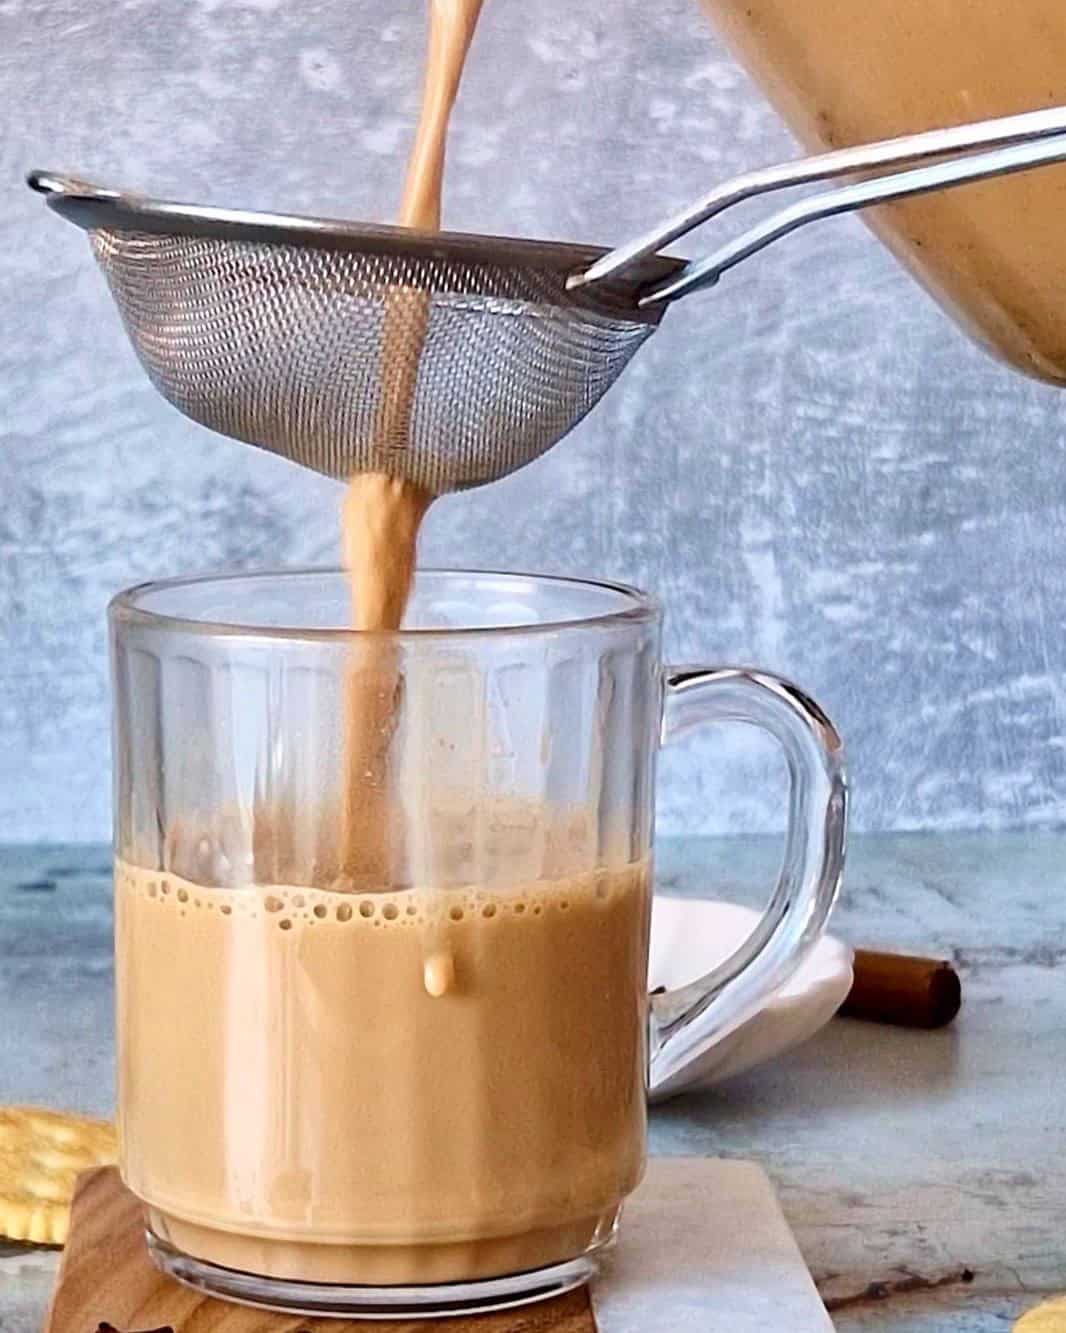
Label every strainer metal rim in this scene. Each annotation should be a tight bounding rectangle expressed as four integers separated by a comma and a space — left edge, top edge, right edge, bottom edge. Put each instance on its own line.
28, 169, 684, 321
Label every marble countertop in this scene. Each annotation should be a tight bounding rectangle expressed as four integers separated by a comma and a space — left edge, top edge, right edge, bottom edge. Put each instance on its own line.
2, 832, 1064, 1332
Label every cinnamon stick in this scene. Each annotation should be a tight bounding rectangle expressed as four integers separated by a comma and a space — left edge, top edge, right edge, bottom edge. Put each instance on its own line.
840, 950, 961, 1029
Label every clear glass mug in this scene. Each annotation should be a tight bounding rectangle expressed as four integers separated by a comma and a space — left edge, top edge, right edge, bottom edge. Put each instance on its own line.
699, 0, 1066, 383
111, 569, 845, 1317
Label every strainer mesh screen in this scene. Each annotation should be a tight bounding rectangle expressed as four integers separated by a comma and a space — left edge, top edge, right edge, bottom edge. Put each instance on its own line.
91, 229, 656, 492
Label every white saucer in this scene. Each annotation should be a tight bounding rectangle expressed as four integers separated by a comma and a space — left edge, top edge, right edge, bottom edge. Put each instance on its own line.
648, 897, 853, 1101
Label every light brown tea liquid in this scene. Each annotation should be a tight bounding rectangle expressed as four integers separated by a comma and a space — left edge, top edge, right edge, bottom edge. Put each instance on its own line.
338, 0, 485, 898
117, 847, 649, 1284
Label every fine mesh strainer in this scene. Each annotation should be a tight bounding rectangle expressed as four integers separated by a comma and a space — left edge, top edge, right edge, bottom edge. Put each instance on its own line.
30, 172, 678, 493
28, 105, 1066, 493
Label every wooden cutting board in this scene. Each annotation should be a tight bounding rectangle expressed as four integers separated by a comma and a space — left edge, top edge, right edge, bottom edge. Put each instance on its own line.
45, 1169, 596, 1333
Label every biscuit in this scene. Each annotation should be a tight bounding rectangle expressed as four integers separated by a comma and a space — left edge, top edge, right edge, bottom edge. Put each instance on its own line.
0, 1106, 117, 1245
1016, 1298, 1066, 1331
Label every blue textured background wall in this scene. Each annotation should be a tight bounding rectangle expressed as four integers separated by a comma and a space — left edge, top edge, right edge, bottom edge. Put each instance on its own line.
2, 0, 1066, 841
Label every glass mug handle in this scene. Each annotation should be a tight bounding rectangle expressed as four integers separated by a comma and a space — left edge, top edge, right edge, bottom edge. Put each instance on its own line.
648, 666, 848, 1093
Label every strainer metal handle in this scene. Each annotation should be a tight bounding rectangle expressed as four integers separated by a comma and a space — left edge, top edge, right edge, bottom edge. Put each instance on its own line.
571, 104, 1066, 306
